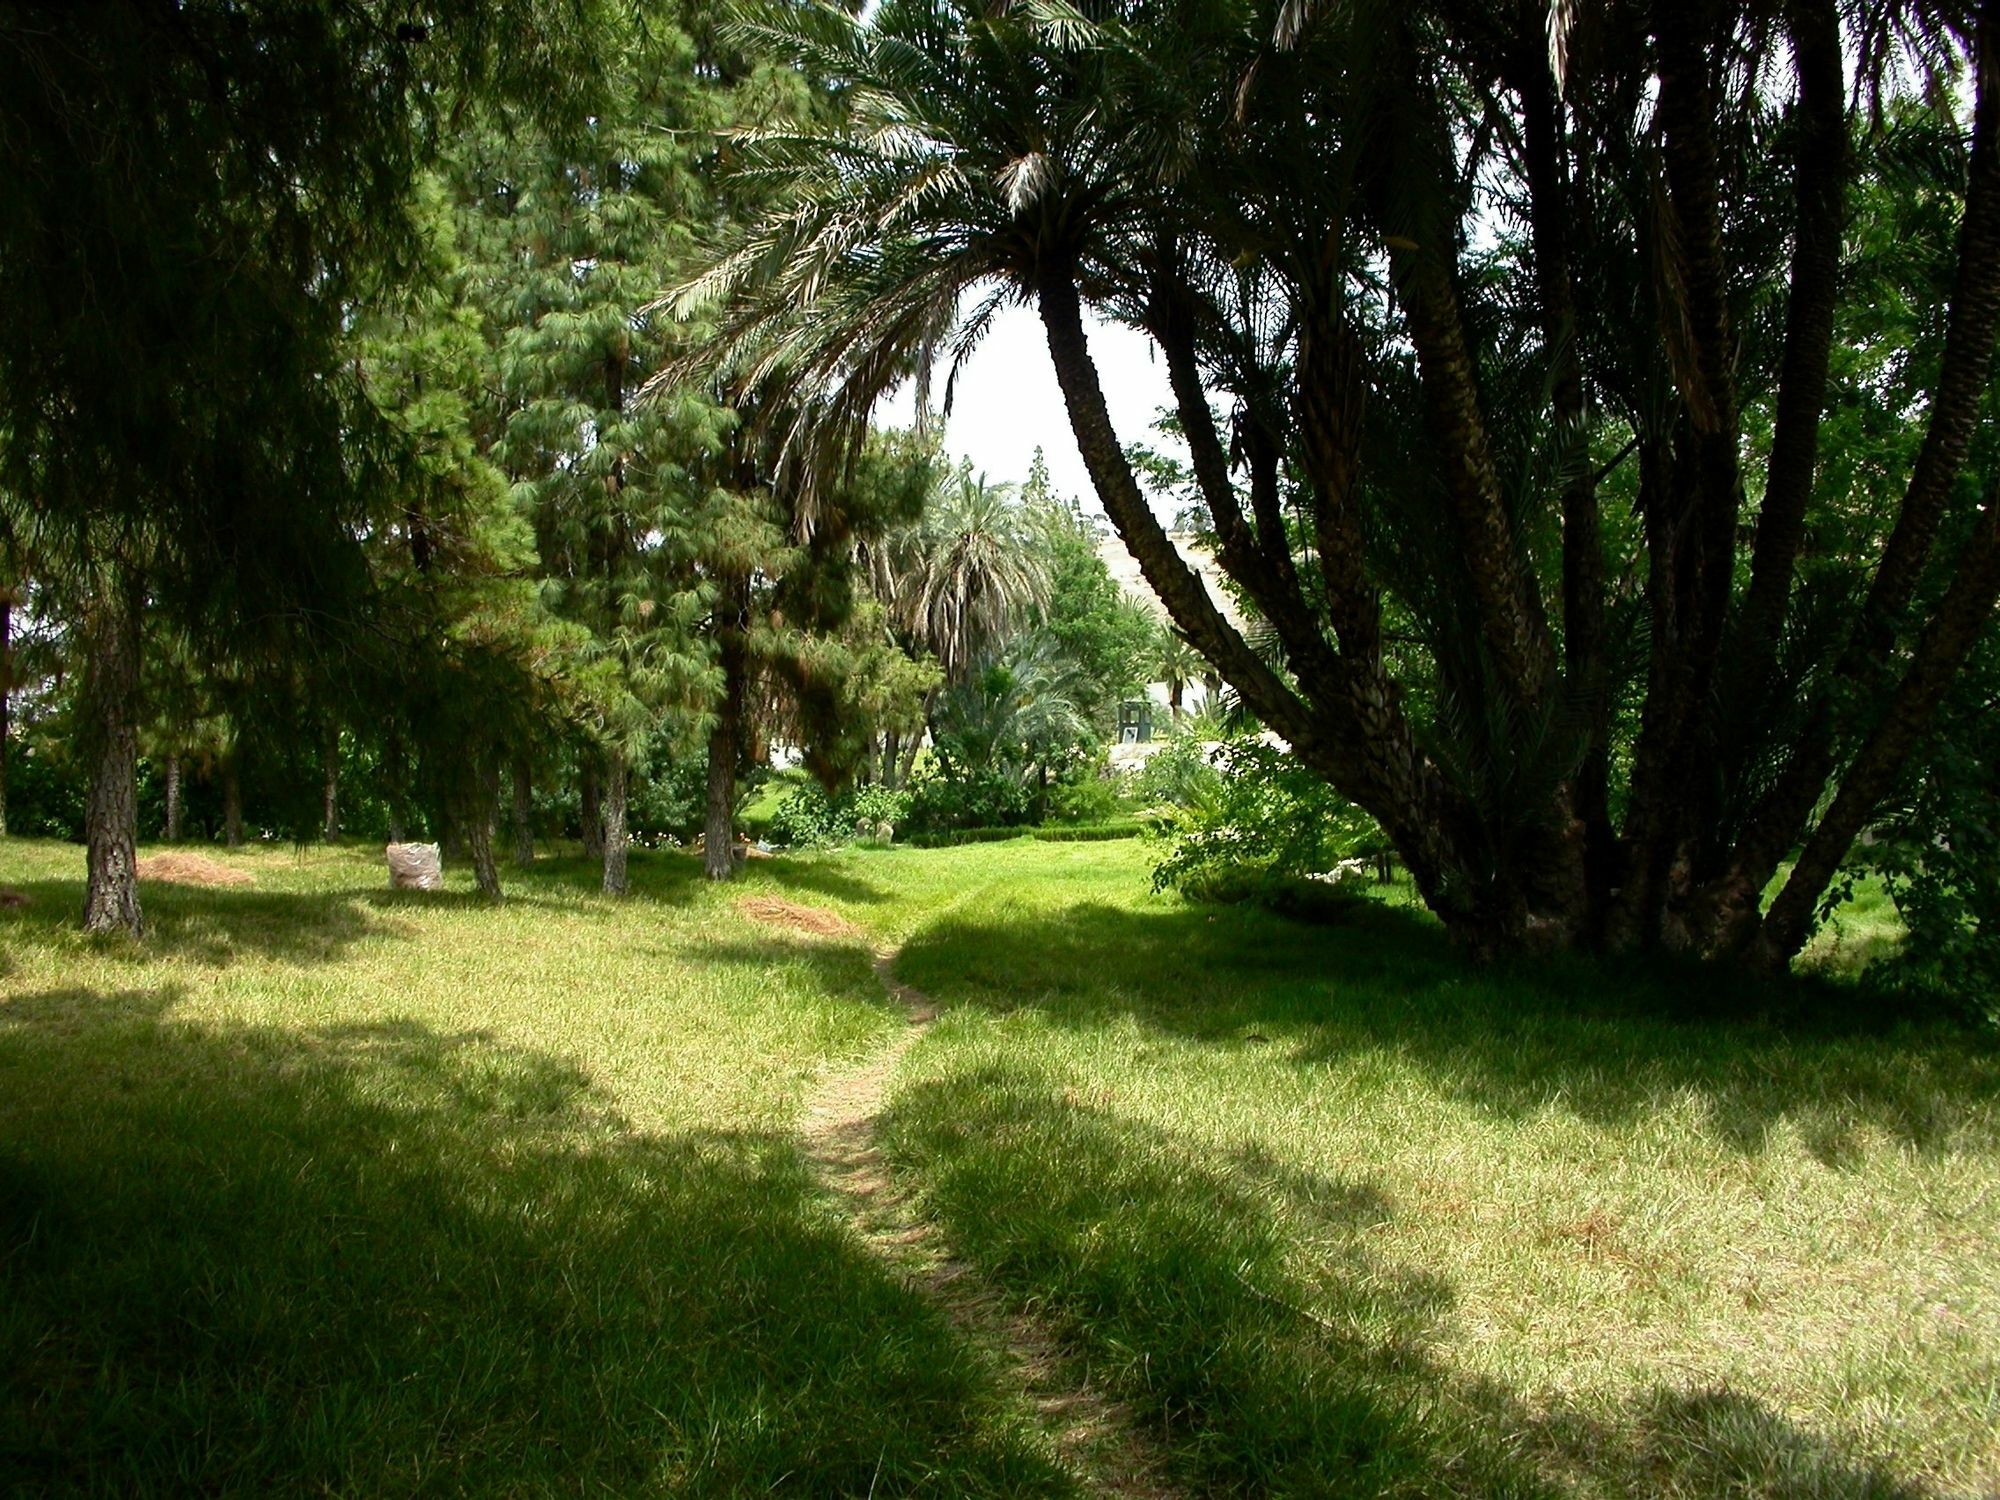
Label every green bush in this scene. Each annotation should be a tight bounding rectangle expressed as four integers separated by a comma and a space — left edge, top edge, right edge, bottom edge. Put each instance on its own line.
768, 782, 912, 848
1044, 765, 1125, 825
903, 763, 1032, 836
1150, 736, 1386, 909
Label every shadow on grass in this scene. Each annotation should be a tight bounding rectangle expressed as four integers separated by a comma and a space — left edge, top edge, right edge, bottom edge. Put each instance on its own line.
0, 880, 387, 967
894, 899, 2000, 1159
0, 989, 1069, 1497
884, 1063, 1930, 1499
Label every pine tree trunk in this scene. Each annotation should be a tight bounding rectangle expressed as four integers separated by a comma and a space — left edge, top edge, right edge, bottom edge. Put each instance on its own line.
223, 755, 244, 848
466, 761, 501, 899
383, 731, 409, 844
164, 753, 183, 842
581, 758, 604, 862
705, 583, 748, 882
81, 576, 143, 937
511, 757, 534, 866
0, 594, 11, 839
601, 751, 628, 895
321, 735, 340, 842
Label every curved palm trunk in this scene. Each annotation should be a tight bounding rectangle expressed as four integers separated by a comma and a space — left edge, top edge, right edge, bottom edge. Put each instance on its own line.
81, 575, 143, 936
602, 751, 629, 896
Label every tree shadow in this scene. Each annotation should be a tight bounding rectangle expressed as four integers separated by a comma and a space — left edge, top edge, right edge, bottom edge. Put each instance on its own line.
882, 1063, 1933, 1498
892, 899, 2000, 1159
750, 857, 895, 907
0, 879, 387, 968
0, 992, 1071, 1497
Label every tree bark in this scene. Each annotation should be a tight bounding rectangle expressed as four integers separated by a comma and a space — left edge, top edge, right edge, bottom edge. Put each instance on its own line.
511, 756, 535, 866
383, 731, 408, 844
1732, 0, 1847, 703
164, 753, 183, 842
882, 727, 902, 790
223, 754, 244, 848
321, 734, 340, 842
601, 750, 629, 895
1749, 489, 2000, 966
705, 584, 749, 882
580, 757, 604, 861
1697, 2, 2000, 950
466, 760, 501, 898
80, 574, 143, 937
0, 593, 11, 839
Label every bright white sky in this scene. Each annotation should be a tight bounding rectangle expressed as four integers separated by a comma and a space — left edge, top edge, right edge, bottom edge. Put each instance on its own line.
876, 300, 1180, 515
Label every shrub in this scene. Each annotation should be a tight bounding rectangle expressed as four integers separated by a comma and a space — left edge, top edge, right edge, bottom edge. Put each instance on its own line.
903, 762, 1032, 836
1150, 736, 1386, 908
768, 782, 911, 848
1045, 764, 1126, 825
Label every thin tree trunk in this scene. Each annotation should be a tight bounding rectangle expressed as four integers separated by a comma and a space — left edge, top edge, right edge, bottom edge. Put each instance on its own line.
1732, 0, 1847, 702
383, 731, 408, 843
1697, 3, 2000, 951
511, 757, 535, 866
164, 753, 183, 842
601, 751, 628, 895
223, 754, 244, 848
466, 760, 501, 898
321, 734, 340, 843
581, 757, 604, 862
1750, 489, 2000, 966
81, 574, 143, 937
0, 593, 11, 839
882, 728, 902, 790
705, 592, 748, 881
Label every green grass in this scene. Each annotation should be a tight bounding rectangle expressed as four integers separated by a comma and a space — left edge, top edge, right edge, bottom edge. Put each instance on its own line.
0, 840, 1067, 1496
2, 837, 1995, 1497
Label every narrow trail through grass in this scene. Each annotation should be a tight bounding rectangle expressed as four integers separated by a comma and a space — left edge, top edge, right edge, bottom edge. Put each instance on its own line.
748, 890, 1182, 1500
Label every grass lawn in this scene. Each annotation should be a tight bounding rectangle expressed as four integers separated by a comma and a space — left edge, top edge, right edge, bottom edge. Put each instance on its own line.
2, 836, 1995, 1496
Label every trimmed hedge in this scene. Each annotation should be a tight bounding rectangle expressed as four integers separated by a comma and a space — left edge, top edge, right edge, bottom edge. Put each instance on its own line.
1031, 820, 1146, 843
904, 819, 1147, 849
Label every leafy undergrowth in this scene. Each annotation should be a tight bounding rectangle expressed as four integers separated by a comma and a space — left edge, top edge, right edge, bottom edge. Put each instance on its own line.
1, 837, 1993, 1498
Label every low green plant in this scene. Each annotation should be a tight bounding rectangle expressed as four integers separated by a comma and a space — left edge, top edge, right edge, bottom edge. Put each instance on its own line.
1149, 735, 1384, 903
768, 781, 912, 847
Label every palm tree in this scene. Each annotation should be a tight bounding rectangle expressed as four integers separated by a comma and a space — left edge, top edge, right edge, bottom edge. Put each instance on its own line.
897, 471, 1050, 683
673, 0, 2000, 972
1148, 624, 1205, 725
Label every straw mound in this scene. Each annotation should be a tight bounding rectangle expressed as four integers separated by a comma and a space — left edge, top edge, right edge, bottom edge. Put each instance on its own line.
735, 895, 861, 940
136, 853, 255, 888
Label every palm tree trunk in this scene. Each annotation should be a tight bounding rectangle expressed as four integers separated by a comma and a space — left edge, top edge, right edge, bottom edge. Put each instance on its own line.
1750, 489, 2000, 967
81, 574, 143, 937
1695, 1, 2000, 952
601, 751, 628, 895
511, 757, 534, 866
164, 753, 183, 842
581, 757, 604, 862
